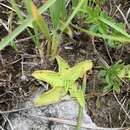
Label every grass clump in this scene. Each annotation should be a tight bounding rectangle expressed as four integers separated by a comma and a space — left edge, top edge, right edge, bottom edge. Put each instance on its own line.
100, 60, 130, 93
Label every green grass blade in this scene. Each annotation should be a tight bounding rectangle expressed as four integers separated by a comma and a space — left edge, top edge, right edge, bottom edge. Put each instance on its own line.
73, 25, 130, 43
11, 0, 24, 20
50, 0, 66, 28
59, 0, 67, 21
24, 0, 32, 15
99, 17, 130, 38
62, 0, 86, 32
72, 0, 79, 8
50, 2, 60, 27
0, 0, 56, 51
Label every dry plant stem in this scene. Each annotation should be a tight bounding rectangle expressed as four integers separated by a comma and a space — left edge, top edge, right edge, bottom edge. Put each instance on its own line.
3, 114, 14, 130
121, 111, 130, 127
113, 92, 130, 120
0, 126, 5, 130
111, 4, 121, 18
104, 40, 113, 64
1, 21, 9, 32
66, 0, 71, 7
15, 33, 41, 43
116, 5, 130, 30
0, 2, 25, 17
121, 98, 129, 127
30, 115, 127, 130
47, 40, 51, 56
0, 2, 15, 11
0, 100, 71, 114
108, 0, 113, 16
118, 45, 124, 60
91, 37, 109, 69
0, 106, 42, 114
126, 8, 130, 20
119, 96, 126, 120
0, 126, 4, 130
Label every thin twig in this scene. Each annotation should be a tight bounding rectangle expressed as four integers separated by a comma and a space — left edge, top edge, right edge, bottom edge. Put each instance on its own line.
30, 115, 127, 130
116, 5, 130, 30
104, 40, 113, 64
3, 114, 14, 130
91, 37, 110, 68
0, 19, 9, 32
118, 44, 124, 60
0, 2, 15, 11
0, 106, 43, 114
0, 125, 5, 130
113, 92, 130, 120
126, 8, 130, 20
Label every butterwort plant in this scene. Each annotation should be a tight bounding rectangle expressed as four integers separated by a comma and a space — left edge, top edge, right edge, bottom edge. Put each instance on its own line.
32, 55, 93, 107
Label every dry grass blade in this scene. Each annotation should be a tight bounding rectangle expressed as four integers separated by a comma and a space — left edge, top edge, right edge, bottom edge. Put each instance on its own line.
31, 3, 50, 41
